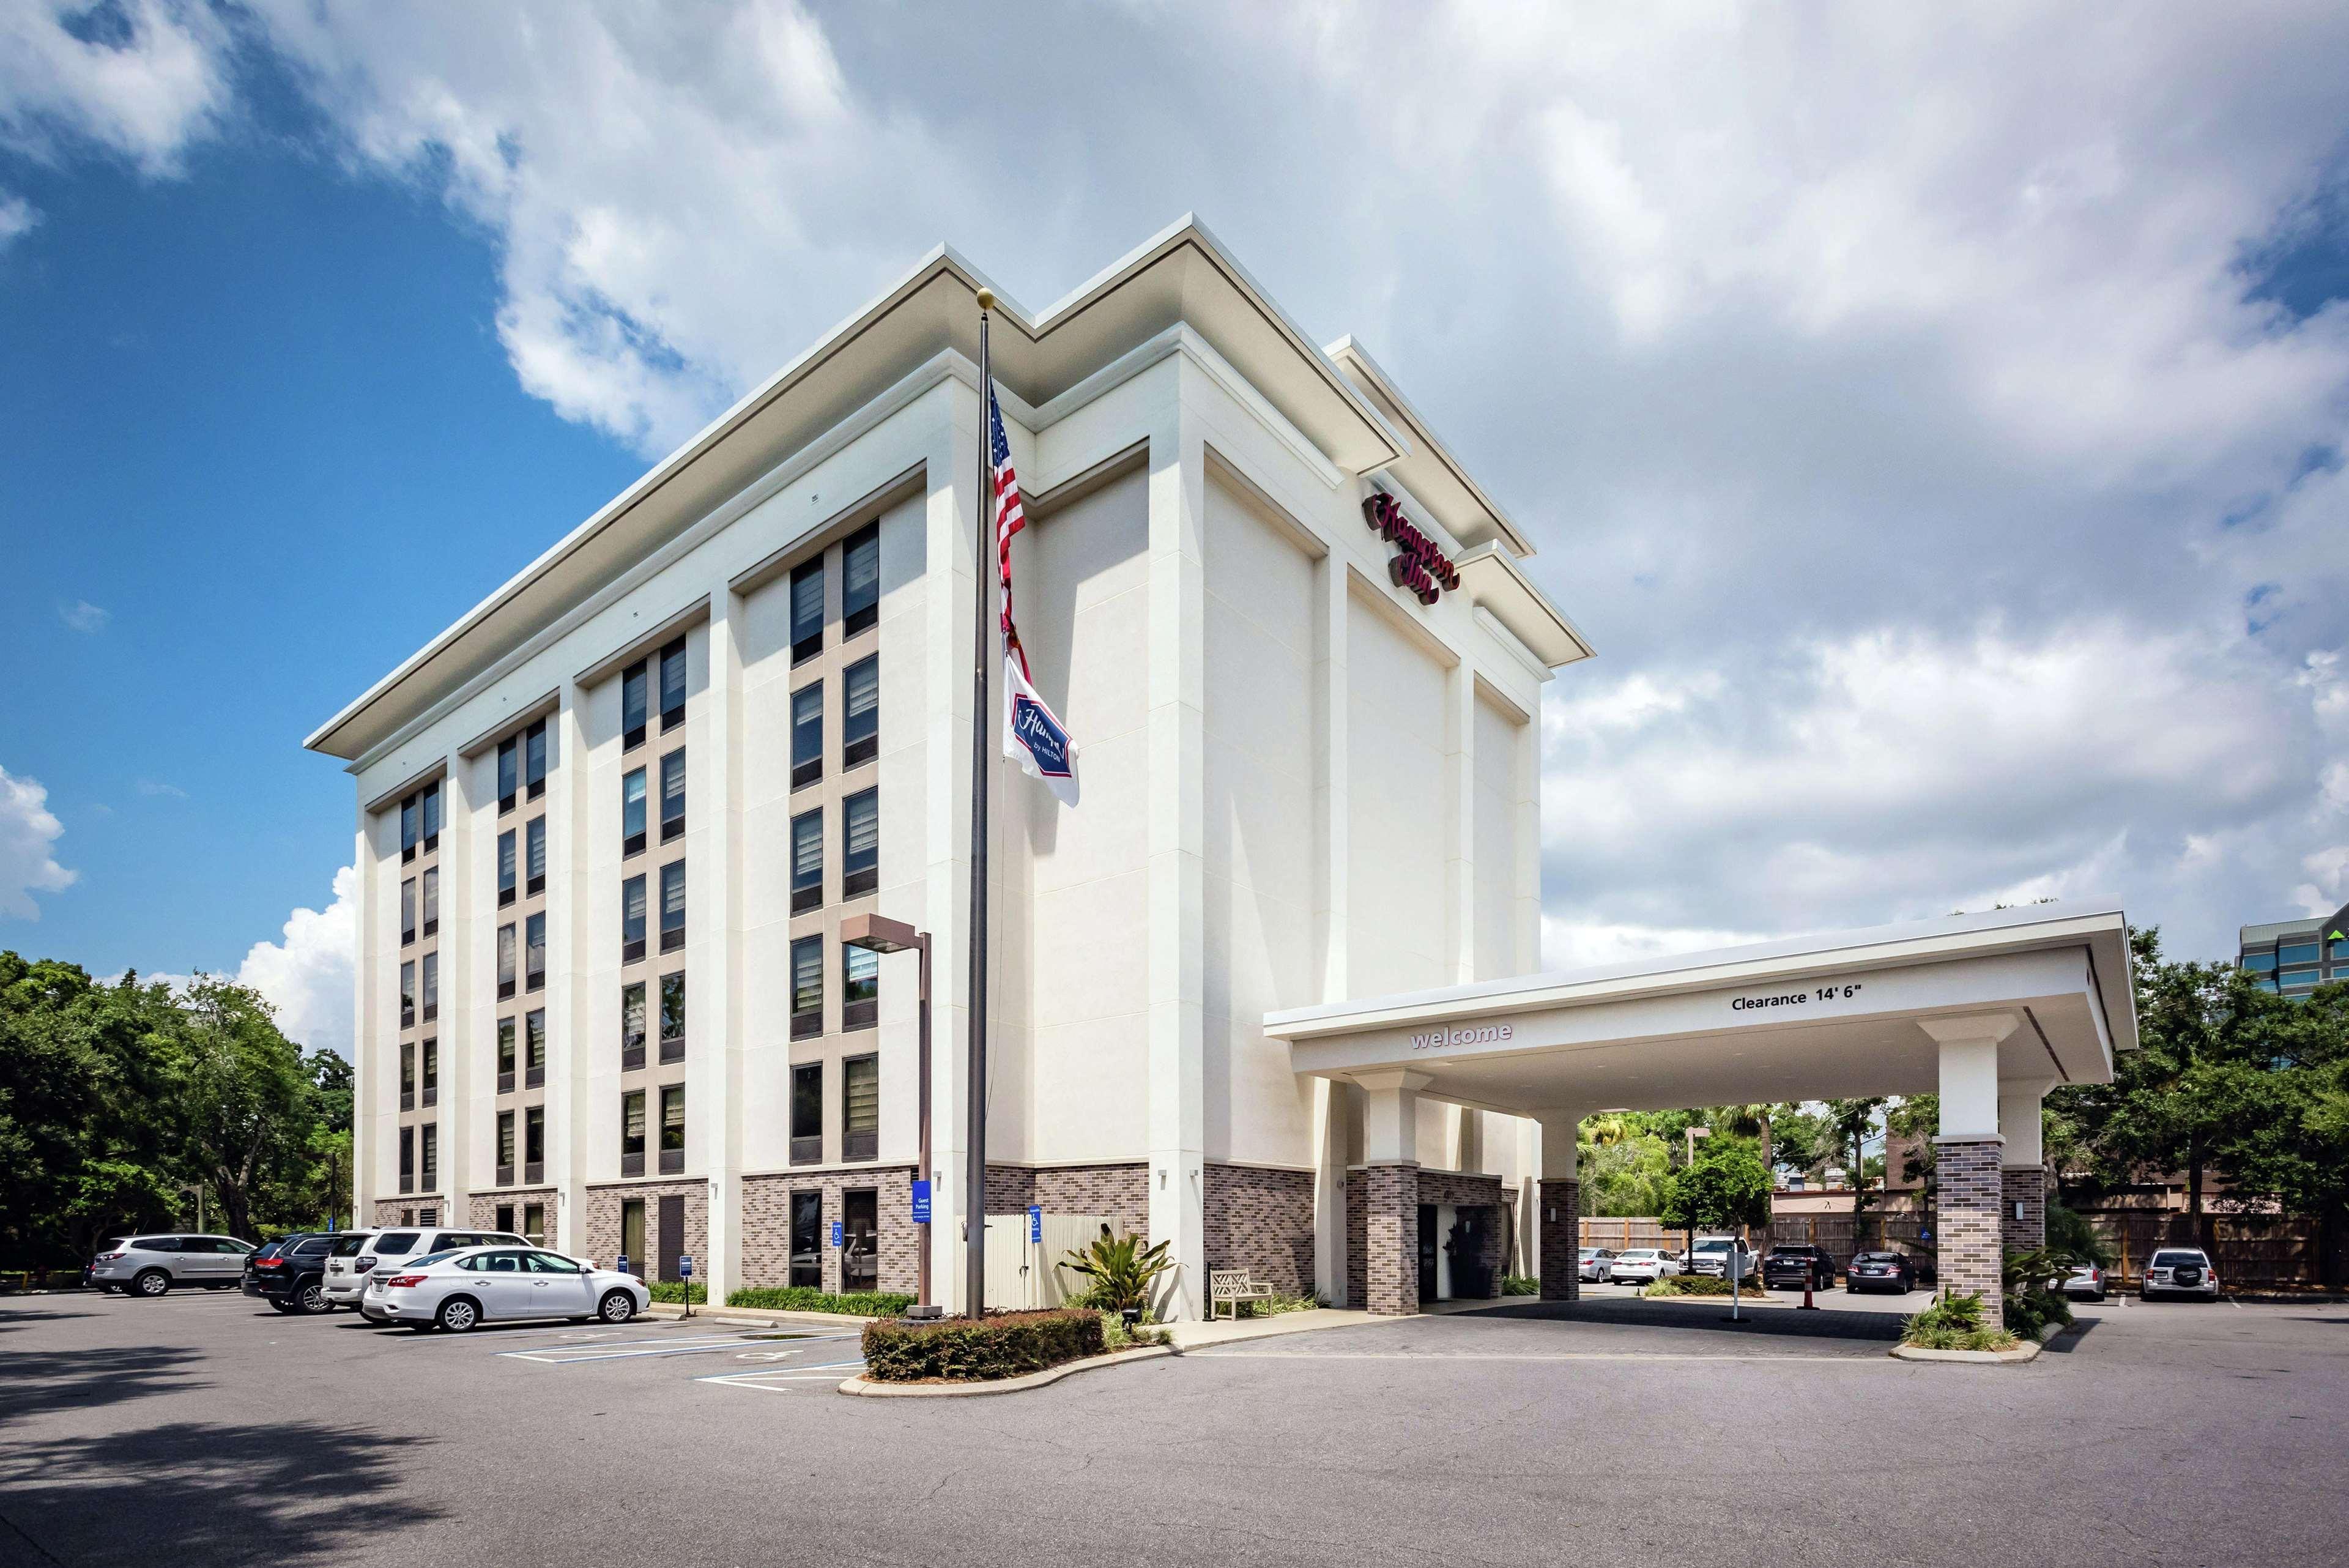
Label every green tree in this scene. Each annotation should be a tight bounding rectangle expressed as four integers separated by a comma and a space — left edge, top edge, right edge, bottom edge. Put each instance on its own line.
1579, 1131, 1674, 1216
1814, 1096, 1887, 1245
175, 978, 320, 1241
1658, 1143, 1773, 1255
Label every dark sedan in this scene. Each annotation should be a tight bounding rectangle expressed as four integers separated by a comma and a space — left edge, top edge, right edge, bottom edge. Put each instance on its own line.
1761, 1244, 1836, 1291
1845, 1250, 1920, 1294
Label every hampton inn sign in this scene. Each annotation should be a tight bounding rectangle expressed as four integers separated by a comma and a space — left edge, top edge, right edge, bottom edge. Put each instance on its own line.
1364, 491, 1460, 604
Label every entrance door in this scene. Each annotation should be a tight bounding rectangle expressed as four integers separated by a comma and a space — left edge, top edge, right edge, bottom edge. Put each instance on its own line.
842, 1190, 878, 1292
657, 1195, 685, 1282
620, 1199, 645, 1277
789, 1191, 822, 1288
1417, 1204, 1439, 1304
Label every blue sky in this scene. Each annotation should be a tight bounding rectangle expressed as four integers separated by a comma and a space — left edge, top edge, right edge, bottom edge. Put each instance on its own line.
2, 4, 2346, 1059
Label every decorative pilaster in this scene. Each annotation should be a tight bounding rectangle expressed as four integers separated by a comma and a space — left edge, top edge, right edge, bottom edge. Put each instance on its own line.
1935, 1137, 2006, 1327
2002, 1166, 2047, 1254
1360, 1164, 1420, 1315
1538, 1178, 1581, 1302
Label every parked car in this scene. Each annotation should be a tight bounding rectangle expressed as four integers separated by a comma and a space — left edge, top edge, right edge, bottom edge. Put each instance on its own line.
1606, 1248, 1684, 1285
2141, 1248, 2220, 1301
328, 1226, 529, 1310
1761, 1244, 1837, 1291
243, 1232, 347, 1313
1844, 1250, 1920, 1294
87, 1234, 257, 1297
1687, 1238, 1757, 1281
2060, 1262, 2109, 1302
317, 1231, 379, 1308
360, 1246, 647, 1332
1578, 1247, 1619, 1283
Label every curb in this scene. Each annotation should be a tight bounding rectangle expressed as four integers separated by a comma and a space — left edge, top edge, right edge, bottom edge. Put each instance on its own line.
1889, 1320, 2061, 1364
838, 1344, 1176, 1397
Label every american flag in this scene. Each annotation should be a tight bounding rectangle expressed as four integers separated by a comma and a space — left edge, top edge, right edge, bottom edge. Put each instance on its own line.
987, 384, 1029, 677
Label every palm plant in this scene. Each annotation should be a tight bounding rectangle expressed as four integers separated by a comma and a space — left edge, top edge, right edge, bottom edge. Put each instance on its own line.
1059, 1230, 1174, 1315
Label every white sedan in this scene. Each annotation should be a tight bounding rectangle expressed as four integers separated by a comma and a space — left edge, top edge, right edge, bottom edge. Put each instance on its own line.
361, 1246, 647, 1332
1606, 1249, 1685, 1285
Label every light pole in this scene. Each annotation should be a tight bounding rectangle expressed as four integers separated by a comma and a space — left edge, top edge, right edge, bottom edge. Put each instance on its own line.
840, 913, 937, 1317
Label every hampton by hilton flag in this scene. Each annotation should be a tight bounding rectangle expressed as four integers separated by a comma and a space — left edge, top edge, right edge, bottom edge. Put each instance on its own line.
989, 384, 1080, 807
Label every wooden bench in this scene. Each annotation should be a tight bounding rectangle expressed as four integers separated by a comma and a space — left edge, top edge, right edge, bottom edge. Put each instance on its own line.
1209, 1269, 1277, 1320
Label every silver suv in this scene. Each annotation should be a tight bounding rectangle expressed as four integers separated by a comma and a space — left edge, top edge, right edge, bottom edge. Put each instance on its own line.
89, 1235, 256, 1296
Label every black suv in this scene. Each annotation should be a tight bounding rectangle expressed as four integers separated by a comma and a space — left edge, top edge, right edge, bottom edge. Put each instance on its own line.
243, 1232, 336, 1314
1762, 1244, 1837, 1291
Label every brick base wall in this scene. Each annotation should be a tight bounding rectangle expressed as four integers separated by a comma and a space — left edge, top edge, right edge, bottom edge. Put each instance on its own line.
1538, 1178, 1582, 1301
741, 1167, 917, 1296
1355, 1164, 1418, 1315
466, 1189, 560, 1248
1203, 1163, 1315, 1297
582, 1181, 706, 1282
371, 1196, 453, 1227
2002, 1167, 2046, 1255
1936, 1137, 2005, 1327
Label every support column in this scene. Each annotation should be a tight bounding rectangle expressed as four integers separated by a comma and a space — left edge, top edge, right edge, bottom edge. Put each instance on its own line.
1535, 1109, 1583, 1302
1356, 1071, 1428, 1316
702, 593, 746, 1302
1999, 1077, 2054, 1255
1923, 1014, 2019, 1327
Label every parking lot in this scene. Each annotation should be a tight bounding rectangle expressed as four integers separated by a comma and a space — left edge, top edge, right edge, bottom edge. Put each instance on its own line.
6, 1285, 2347, 1567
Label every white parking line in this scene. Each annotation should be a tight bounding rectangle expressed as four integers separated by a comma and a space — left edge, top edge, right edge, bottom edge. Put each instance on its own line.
697, 1358, 865, 1392
1203, 1350, 1887, 1363
502, 1334, 750, 1365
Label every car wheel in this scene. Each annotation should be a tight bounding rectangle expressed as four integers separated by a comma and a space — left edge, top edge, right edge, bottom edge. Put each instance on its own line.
598, 1290, 636, 1324
294, 1279, 330, 1315
270, 1299, 300, 1313
133, 1269, 169, 1298
436, 1296, 481, 1333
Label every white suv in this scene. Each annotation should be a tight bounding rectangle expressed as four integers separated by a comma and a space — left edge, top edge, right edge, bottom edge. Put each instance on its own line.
2141, 1247, 2220, 1301
1687, 1238, 1757, 1281
325, 1226, 524, 1308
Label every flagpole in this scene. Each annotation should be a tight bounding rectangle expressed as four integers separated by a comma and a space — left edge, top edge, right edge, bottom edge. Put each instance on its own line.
965, 288, 996, 1320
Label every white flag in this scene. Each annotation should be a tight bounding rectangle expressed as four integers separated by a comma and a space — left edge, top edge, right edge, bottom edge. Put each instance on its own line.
1003, 647, 1080, 807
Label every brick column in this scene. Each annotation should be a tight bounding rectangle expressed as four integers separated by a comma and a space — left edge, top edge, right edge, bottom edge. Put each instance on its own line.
2002, 1166, 2046, 1254
1538, 1179, 1581, 1302
1360, 1164, 1420, 1315
1936, 1137, 2005, 1327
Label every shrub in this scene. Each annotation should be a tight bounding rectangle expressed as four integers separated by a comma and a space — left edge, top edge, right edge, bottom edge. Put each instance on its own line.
1901, 1291, 2017, 1351
1500, 1274, 1540, 1296
725, 1286, 916, 1317
862, 1308, 1105, 1383
1058, 1231, 1173, 1314
1644, 1274, 1770, 1298
1222, 1291, 1324, 1319
1100, 1312, 1171, 1351
647, 1280, 707, 1305
2000, 1246, 2077, 1340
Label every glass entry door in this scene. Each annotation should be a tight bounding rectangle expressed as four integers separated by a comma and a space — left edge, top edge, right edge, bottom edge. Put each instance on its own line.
620, 1199, 646, 1277
842, 1189, 878, 1292
790, 1191, 823, 1288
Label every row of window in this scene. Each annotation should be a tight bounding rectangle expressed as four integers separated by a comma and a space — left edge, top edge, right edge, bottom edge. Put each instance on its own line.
496, 914, 549, 998
620, 1084, 688, 1176
623, 639, 688, 751
499, 816, 549, 904
622, 862, 687, 960
399, 954, 440, 1029
399, 782, 443, 863
490, 1202, 549, 1247
401, 869, 440, 945
792, 935, 880, 1039
623, 748, 686, 857
495, 1106, 547, 1185
792, 1053, 880, 1164
399, 1038, 438, 1110
792, 523, 882, 663
497, 719, 550, 813
622, 973, 687, 1070
398, 1122, 437, 1193
784, 1189, 881, 1290
790, 655, 881, 789
497, 1011, 549, 1091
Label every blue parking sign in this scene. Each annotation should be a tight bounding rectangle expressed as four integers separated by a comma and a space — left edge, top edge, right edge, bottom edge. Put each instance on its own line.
911, 1180, 932, 1224
831, 1219, 844, 1247
1028, 1205, 1041, 1244
678, 1255, 693, 1278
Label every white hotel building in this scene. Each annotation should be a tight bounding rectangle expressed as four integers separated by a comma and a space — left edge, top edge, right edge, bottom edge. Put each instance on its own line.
310, 218, 2131, 1325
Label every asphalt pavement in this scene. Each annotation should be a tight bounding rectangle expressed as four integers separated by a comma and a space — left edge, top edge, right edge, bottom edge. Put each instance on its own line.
3, 1283, 2344, 1567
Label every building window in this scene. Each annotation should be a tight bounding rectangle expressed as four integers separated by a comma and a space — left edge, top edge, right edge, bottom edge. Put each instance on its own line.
843, 943, 878, 1031
420, 1122, 438, 1191
399, 1040, 415, 1112
525, 1009, 547, 1088
790, 557, 823, 664
2279, 941, 2320, 966
842, 1189, 878, 1291
659, 861, 686, 953
843, 521, 880, 636
401, 960, 417, 1028
497, 924, 517, 1000
843, 654, 878, 769
497, 1016, 516, 1093
843, 787, 879, 899
659, 972, 686, 1065
622, 768, 647, 857
525, 817, 547, 897
524, 1105, 544, 1183
401, 795, 418, 863
791, 682, 822, 789
497, 1110, 516, 1186
497, 1202, 515, 1234
525, 912, 546, 992
421, 782, 442, 851
499, 829, 517, 906
842, 1053, 878, 1161
622, 660, 649, 751
791, 1063, 822, 1165
2243, 950, 2278, 973
621, 1090, 645, 1177
791, 936, 823, 1039
622, 982, 647, 1071
622, 875, 646, 962
498, 735, 519, 813
660, 748, 686, 841
524, 719, 547, 801
622, 1198, 645, 1276
659, 1084, 686, 1174
401, 877, 416, 946
789, 1191, 821, 1287
791, 808, 823, 915
420, 1037, 438, 1107
659, 637, 686, 732
399, 1125, 414, 1194
421, 867, 439, 937
420, 951, 439, 1023
522, 1202, 545, 1247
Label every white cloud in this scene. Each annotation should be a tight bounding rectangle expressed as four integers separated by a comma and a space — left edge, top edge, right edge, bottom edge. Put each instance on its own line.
0, 191, 35, 247
134, 778, 185, 798
0, 764, 77, 920
228, 864, 358, 1059
56, 597, 107, 632
0, 0, 232, 174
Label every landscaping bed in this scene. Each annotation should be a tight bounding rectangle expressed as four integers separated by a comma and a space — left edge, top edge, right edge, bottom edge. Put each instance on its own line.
1644, 1274, 1773, 1299
726, 1286, 916, 1316
862, 1308, 1108, 1383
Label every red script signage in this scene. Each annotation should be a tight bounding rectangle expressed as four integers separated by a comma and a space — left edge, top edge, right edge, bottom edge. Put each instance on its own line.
1363, 492, 1460, 605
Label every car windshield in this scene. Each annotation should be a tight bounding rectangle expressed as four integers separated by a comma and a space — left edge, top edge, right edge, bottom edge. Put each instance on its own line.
407, 1250, 458, 1268
1856, 1253, 1898, 1262
2151, 1251, 2205, 1268
330, 1235, 369, 1257
1622, 1250, 1658, 1260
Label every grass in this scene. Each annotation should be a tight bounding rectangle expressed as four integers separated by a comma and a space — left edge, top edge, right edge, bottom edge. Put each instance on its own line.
1901, 1290, 2019, 1352
1500, 1274, 1539, 1296
1643, 1274, 1772, 1299
1212, 1290, 1326, 1320
725, 1286, 918, 1317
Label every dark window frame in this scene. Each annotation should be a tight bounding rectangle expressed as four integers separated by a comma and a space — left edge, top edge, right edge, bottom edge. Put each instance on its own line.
790, 682, 822, 790
791, 1061, 822, 1165
843, 653, 880, 770
658, 860, 686, 953
842, 1052, 878, 1161
622, 661, 649, 751
790, 807, 823, 914
790, 935, 823, 1039
842, 521, 881, 637
789, 557, 824, 664
842, 787, 879, 899
658, 636, 687, 732
659, 747, 686, 842
622, 873, 647, 963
